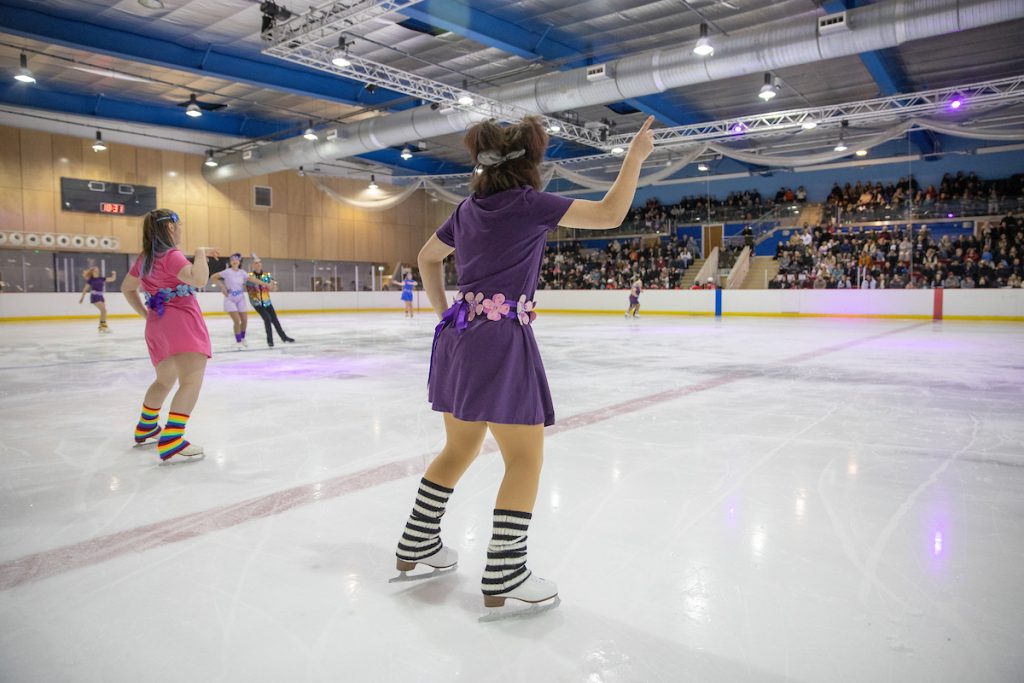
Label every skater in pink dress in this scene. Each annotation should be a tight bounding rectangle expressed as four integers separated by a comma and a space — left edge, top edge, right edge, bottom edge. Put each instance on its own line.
393, 115, 655, 609
121, 209, 217, 464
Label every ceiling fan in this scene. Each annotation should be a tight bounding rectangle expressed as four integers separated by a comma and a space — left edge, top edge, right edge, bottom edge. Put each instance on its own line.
175, 93, 227, 114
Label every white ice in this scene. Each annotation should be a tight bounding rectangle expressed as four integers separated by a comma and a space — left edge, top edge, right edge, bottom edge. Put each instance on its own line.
1, 313, 1023, 682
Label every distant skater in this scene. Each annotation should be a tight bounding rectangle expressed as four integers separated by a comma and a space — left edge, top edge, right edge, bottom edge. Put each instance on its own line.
392, 269, 417, 318
626, 279, 642, 318
79, 266, 117, 333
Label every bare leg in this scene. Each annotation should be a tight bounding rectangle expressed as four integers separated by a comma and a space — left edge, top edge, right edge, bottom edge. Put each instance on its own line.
423, 413, 488, 488
238, 311, 248, 335
167, 353, 208, 416
93, 301, 108, 324
143, 357, 178, 408
228, 311, 241, 337
488, 423, 544, 513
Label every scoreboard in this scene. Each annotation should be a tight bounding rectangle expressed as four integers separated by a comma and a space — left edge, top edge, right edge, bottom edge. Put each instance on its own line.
60, 178, 157, 216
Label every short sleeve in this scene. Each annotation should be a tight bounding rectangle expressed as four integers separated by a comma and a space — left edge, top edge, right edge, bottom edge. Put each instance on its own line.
435, 210, 457, 247
129, 254, 143, 278
527, 189, 573, 232
164, 249, 191, 280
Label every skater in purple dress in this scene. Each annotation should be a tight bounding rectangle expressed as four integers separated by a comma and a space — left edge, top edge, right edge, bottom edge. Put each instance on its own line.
79, 266, 117, 333
394, 115, 655, 609
626, 279, 642, 318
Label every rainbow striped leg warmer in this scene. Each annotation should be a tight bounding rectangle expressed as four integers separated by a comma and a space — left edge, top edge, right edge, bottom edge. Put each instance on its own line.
157, 412, 191, 460
134, 404, 162, 444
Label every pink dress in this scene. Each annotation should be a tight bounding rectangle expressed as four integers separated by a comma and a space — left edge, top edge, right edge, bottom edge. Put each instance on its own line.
129, 249, 212, 366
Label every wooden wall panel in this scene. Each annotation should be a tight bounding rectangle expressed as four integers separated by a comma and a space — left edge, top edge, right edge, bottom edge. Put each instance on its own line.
22, 189, 55, 232
228, 208, 252, 255
249, 211, 270, 258
0, 125, 433, 263
0, 126, 21, 189
269, 212, 288, 257
161, 151, 186, 205
19, 130, 53, 191
207, 206, 231, 253
0, 185, 24, 230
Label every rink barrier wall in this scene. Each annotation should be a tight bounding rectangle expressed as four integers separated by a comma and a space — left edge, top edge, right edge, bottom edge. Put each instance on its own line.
1, 289, 1023, 322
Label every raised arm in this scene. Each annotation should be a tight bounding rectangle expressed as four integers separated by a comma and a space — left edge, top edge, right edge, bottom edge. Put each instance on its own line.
177, 248, 219, 288
558, 116, 656, 230
104, 270, 117, 283
418, 235, 455, 319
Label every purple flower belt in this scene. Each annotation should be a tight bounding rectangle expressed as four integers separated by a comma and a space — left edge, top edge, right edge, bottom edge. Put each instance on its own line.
428, 292, 538, 384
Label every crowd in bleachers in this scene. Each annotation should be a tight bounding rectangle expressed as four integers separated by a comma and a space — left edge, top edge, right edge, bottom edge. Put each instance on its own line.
771, 211, 1023, 289
828, 172, 1024, 222
624, 189, 775, 231
537, 235, 699, 290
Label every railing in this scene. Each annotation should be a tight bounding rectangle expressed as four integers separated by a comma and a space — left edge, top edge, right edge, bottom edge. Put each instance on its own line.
835, 197, 1024, 224
551, 203, 783, 240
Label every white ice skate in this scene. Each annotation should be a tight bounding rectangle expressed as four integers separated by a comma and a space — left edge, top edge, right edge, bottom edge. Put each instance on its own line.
389, 545, 458, 583
479, 576, 560, 622
240, 338, 248, 348
158, 442, 205, 466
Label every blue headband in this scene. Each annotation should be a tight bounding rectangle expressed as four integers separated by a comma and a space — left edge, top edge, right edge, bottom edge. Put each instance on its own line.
154, 211, 180, 224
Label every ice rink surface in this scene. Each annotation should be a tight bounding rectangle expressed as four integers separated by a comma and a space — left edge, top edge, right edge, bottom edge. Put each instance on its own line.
1, 312, 1022, 682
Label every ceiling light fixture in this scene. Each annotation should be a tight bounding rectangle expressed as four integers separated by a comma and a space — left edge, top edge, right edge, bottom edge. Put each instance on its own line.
331, 37, 352, 68
298, 166, 305, 177
457, 79, 474, 106
204, 150, 218, 167
948, 95, 963, 110
185, 93, 202, 118
801, 120, 818, 130
400, 146, 413, 160
834, 138, 848, 153
14, 53, 35, 84
138, 0, 165, 8
855, 149, 868, 157
303, 121, 318, 141
693, 22, 714, 57
368, 174, 378, 190
697, 162, 709, 172
610, 146, 625, 155
547, 123, 561, 134
758, 72, 777, 101
92, 131, 107, 152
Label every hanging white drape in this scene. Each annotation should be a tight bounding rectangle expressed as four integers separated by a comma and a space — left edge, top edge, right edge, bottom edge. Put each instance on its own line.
308, 117, 1024, 208
311, 176, 426, 212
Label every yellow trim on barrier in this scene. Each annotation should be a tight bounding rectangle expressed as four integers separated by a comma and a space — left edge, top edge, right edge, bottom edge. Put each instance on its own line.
3, 310, 1023, 323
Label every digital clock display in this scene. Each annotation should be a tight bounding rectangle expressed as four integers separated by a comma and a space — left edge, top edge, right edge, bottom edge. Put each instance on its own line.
100, 202, 126, 214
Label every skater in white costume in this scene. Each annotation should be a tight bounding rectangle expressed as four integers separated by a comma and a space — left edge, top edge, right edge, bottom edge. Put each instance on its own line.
211, 253, 266, 348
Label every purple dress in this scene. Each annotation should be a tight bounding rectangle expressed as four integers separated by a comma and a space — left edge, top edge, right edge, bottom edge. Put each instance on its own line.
88, 276, 106, 303
429, 186, 572, 426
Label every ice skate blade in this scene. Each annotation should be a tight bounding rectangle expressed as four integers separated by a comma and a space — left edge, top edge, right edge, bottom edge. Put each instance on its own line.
158, 452, 206, 467
132, 441, 157, 449
388, 564, 457, 583
479, 595, 561, 623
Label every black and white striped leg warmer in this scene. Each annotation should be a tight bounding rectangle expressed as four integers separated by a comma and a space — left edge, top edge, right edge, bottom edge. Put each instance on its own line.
481, 509, 533, 596
395, 478, 453, 562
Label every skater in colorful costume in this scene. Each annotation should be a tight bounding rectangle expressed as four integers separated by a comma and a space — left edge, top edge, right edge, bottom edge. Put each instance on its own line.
121, 209, 216, 464
246, 256, 295, 347
394, 115, 656, 609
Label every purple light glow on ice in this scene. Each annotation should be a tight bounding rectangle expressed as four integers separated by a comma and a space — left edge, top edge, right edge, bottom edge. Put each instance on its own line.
933, 531, 944, 556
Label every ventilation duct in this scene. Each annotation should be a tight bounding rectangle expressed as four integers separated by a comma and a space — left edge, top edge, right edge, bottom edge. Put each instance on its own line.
204, 0, 1024, 183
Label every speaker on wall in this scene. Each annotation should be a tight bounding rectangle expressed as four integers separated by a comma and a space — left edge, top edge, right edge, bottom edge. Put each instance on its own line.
9, 232, 24, 246
0, 231, 7, 245
41, 234, 56, 247
71, 235, 85, 248
56, 234, 71, 248
25, 233, 40, 247
85, 236, 99, 248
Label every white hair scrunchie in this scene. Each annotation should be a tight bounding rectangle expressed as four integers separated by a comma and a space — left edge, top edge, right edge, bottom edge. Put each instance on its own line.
477, 149, 526, 167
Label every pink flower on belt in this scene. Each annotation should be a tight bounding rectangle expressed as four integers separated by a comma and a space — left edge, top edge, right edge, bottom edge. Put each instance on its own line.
517, 295, 536, 326
482, 293, 510, 321
464, 291, 484, 321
